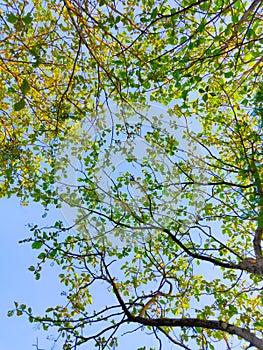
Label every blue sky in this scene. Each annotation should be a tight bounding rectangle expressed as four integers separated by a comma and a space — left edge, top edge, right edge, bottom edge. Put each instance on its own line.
1, 197, 65, 350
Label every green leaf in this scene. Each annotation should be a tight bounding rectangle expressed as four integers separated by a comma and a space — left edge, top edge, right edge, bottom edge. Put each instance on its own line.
32, 241, 43, 249
22, 13, 33, 25
49, 249, 57, 258
7, 310, 14, 317
14, 99, 26, 111
195, 327, 202, 333
38, 252, 46, 259
6, 13, 18, 23
151, 7, 158, 19
225, 71, 234, 78
199, 2, 210, 11
21, 79, 30, 95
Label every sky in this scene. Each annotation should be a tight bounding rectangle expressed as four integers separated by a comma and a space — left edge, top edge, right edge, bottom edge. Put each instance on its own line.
1, 197, 66, 350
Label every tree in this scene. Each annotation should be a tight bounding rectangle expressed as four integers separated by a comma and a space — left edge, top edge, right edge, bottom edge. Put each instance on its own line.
4, 0, 263, 349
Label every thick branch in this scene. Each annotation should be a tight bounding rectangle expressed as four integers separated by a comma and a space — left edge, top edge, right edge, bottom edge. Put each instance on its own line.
128, 316, 263, 350
250, 158, 263, 260
254, 227, 263, 261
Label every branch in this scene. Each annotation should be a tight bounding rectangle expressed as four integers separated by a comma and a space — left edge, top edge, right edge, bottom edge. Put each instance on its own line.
250, 158, 263, 261
254, 227, 263, 262
102, 257, 132, 318
164, 227, 263, 275
163, 228, 238, 270
106, 275, 263, 348
129, 316, 263, 350
222, 0, 262, 50
139, 280, 173, 317
121, 0, 209, 54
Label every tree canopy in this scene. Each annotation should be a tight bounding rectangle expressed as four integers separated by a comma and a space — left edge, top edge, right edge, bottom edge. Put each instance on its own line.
3, 0, 263, 349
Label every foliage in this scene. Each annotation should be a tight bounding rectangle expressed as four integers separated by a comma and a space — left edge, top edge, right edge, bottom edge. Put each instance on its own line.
3, 0, 263, 349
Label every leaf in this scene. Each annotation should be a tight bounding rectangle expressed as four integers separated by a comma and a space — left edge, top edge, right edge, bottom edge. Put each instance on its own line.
151, 7, 158, 19
225, 71, 234, 78
22, 13, 33, 25
37, 252, 46, 259
49, 249, 57, 258
14, 20, 23, 31
7, 310, 14, 317
199, 2, 210, 11
6, 13, 18, 23
21, 79, 30, 95
32, 241, 43, 249
14, 99, 26, 111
